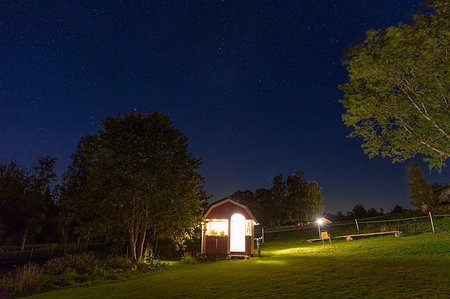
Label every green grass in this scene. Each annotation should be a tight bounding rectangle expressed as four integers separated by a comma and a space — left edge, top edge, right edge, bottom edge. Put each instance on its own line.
27, 230, 450, 298
264, 214, 450, 242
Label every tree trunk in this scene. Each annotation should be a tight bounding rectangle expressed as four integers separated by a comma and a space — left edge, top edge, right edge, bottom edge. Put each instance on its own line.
21, 225, 29, 251
137, 230, 147, 261
129, 229, 137, 261
76, 236, 81, 251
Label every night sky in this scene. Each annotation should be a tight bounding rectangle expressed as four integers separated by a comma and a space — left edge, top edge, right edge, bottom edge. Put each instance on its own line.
1, 1, 449, 212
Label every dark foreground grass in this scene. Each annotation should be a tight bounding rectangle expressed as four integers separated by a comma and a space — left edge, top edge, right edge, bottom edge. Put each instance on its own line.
28, 232, 450, 298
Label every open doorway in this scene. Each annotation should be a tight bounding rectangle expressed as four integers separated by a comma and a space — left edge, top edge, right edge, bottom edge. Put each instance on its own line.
230, 213, 245, 252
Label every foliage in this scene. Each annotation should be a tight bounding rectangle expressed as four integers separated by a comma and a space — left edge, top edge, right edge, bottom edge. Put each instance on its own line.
0, 252, 166, 298
340, 0, 450, 169
406, 162, 433, 210
102, 256, 133, 271
180, 252, 197, 264
0, 157, 57, 248
351, 204, 368, 218
0, 264, 47, 298
43, 252, 99, 276
229, 171, 324, 228
60, 112, 205, 261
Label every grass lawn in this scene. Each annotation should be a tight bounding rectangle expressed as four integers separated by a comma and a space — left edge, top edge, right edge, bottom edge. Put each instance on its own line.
28, 231, 450, 298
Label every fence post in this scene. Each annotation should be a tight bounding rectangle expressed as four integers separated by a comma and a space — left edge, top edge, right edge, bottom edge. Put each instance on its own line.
428, 211, 435, 234
354, 219, 360, 232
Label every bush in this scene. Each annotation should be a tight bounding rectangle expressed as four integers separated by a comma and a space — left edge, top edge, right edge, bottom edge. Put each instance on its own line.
0, 252, 167, 298
180, 252, 197, 264
43, 252, 99, 276
103, 256, 133, 271
134, 258, 165, 273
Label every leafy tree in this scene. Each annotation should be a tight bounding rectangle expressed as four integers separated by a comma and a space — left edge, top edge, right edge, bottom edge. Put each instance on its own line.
255, 188, 273, 227
340, 0, 450, 169
61, 112, 204, 261
58, 135, 106, 244
270, 174, 288, 227
286, 171, 308, 221
304, 181, 324, 220
406, 162, 433, 210
367, 208, 379, 217
351, 204, 368, 219
390, 205, 406, 214
229, 190, 266, 225
0, 157, 57, 249
252, 172, 324, 227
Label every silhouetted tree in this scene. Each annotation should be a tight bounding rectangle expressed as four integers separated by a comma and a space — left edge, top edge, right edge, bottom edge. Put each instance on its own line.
367, 208, 379, 217
0, 157, 57, 249
61, 112, 205, 261
271, 174, 288, 227
406, 162, 433, 211
255, 188, 273, 227
390, 205, 406, 214
351, 204, 368, 218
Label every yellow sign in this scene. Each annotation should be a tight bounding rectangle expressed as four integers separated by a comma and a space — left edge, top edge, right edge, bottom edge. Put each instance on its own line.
321, 232, 329, 239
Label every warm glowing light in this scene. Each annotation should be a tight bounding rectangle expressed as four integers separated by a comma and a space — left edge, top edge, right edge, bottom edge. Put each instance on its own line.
245, 220, 252, 236
230, 213, 246, 252
316, 218, 323, 225
205, 219, 228, 236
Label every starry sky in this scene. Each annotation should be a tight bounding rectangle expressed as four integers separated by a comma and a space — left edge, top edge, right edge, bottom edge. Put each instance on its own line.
1, 0, 448, 213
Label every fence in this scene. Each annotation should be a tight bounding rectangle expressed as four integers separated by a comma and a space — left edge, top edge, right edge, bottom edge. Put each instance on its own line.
262, 212, 450, 242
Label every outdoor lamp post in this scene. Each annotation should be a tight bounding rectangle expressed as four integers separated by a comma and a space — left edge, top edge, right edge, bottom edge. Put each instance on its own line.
316, 218, 323, 238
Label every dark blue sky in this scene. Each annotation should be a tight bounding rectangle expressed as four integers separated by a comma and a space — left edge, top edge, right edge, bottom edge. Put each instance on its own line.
1, 1, 448, 212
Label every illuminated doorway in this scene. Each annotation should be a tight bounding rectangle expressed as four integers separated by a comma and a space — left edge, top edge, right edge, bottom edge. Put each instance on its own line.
230, 213, 245, 252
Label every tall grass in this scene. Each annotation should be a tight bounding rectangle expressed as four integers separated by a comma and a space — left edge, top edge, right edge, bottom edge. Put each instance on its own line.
0, 264, 47, 298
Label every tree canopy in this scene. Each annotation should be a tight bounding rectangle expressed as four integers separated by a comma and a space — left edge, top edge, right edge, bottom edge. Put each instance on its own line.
0, 157, 57, 249
340, 0, 449, 169
406, 162, 433, 211
229, 171, 324, 227
60, 112, 205, 261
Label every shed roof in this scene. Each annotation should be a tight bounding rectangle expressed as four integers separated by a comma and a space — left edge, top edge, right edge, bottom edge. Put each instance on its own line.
204, 198, 258, 223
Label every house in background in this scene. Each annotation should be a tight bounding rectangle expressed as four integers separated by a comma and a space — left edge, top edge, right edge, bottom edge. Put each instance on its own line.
201, 198, 258, 258
434, 184, 450, 204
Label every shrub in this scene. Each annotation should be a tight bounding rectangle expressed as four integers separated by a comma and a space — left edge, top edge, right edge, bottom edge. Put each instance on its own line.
44, 252, 98, 276
0, 252, 167, 298
61, 269, 77, 286
180, 252, 197, 264
103, 256, 133, 271
135, 258, 165, 273
0, 264, 47, 298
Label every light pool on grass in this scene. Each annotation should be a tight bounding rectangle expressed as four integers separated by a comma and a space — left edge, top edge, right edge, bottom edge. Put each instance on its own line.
28, 231, 450, 298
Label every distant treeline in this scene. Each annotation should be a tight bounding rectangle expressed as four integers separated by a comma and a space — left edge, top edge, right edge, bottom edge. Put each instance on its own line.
323, 204, 409, 222
224, 170, 324, 228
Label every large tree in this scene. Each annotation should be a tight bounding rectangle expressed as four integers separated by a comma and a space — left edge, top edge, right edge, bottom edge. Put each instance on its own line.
406, 162, 433, 211
340, 0, 449, 169
0, 157, 56, 249
252, 172, 324, 227
61, 112, 204, 261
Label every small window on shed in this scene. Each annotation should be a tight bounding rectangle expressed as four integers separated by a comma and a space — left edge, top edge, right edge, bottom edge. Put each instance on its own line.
245, 220, 252, 236
205, 219, 228, 236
